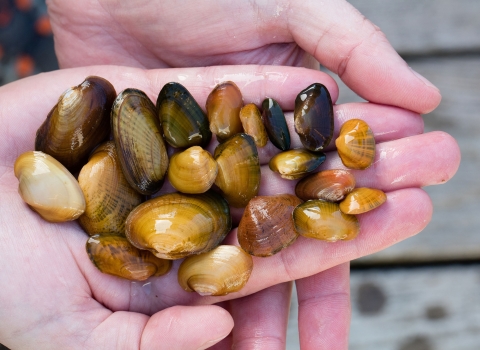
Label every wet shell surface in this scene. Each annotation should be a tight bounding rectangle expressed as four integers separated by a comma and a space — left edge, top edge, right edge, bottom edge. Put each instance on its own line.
156, 82, 211, 148
269, 148, 326, 180
112, 88, 169, 195
293, 200, 359, 242
35, 76, 116, 172
335, 119, 375, 170
206, 81, 244, 142
178, 245, 253, 296
295, 169, 356, 202
237, 194, 303, 257
14, 151, 85, 222
262, 98, 291, 151
239, 103, 268, 148
125, 191, 232, 260
168, 146, 218, 194
214, 133, 261, 207
294, 83, 334, 152
86, 234, 172, 281
77, 141, 143, 236
339, 187, 387, 214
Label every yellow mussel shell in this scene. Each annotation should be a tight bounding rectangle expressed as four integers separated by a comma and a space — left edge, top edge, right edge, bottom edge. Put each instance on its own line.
339, 187, 387, 214
335, 119, 375, 170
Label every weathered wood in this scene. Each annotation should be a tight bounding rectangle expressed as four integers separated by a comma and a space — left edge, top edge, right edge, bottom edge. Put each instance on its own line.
347, 0, 480, 56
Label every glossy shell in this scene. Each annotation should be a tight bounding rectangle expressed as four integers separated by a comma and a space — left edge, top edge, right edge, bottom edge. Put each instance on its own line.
335, 119, 375, 169
78, 141, 143, 235
239, 103, 268, 148
269, 149, 326, 180
295, 169, 356, 202
125, 191, 232, 260
35, 76, 116, 172
86, 234, 172, 281
168, 146, 218, 194
214, 133, 261, 207
178, 245, 253, 296
206, 81, 244, 142
262, 98, 290, 151
156, 82, 211, 148
237, 194, 303, 257
112, 88, 169, 195
14, 151, 85, 222
339, 187, 387, 214
294, 83, 334, 151
293, 200, 359, 242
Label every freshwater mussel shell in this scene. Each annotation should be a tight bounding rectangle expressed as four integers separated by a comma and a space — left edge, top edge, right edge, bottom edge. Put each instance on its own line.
293, 200, 359, 242
339, 187, 386, 214
35, 76, 116, 172
238, 194, 303, 257
335, 119, 375, 169
86, 234, 172, 281
112, 88, 169, 195
214, 133, 260, 207
295, 169, 356, 202
239, 103, 268, 148
77, 141, 143, 236
269, 148, 326, 180
178, 245, 253, 296
206, 81, 244, 142
156, 82, 212, 148
262, 98, 291, 151
125, 191, 232, 260
294, 83, 334, 152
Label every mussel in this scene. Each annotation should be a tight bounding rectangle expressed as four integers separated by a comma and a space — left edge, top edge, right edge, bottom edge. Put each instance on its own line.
239, 103, 268, 148
269, 149, 326, 180
335, 119, 375, 169
339, 187, 387, 214
178, 245, 253, 296
295, 169, 356, 202
262, 98, 290, 151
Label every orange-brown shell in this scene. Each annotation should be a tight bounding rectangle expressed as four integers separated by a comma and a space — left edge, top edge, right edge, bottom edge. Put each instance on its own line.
295, 169, 355, 202
335, 119, 375, 169
339, 187, 387, 214
239, 103, 268, 148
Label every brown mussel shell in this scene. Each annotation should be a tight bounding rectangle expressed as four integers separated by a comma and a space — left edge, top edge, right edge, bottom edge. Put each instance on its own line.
295, 169, 356, 202
112, 88, 169, 195
214, 133, 261, 207
294, 83, 334, 152
125, 191, 232, 260
14, 151, 85, 222
335, 119, 375, 169
168, 146, 218, 194
339, 187, 387, 214
293, 200, 359, 242
239, 103, 268, 148
156, 82, 212, 148
206, 81, 244, 142
237, 194, 303, 257
178, 245, 253, 296
86, 234, 172, 281
269, 149, 326, 180
262, 98, 291, 151
77, 141, 143, 236
35, 76, 116, 172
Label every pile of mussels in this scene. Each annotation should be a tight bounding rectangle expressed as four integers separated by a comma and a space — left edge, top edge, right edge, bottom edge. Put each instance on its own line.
13, 76, 386, 296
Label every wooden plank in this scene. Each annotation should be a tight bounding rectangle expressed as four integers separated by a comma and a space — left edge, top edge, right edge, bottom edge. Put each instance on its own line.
347, 0, 480, 55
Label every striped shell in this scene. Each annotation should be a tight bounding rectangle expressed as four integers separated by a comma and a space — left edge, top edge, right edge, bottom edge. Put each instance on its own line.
339, 187, 387, 214
295, 169, 355, 202
335, 119, 375, 170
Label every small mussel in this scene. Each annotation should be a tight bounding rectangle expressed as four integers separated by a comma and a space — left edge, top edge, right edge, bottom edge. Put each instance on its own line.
125, 191, 232, 260
262, 98, 290, 151
112, 88, 169, 195
295, 169, 356, 202
335, 119, 375, 169
239, 103, 268, 148
168, 146, 218, 194
214, 133, 261, 207
156, 82, 212, 148
178, 245, 253, 296
294, 83, 334, 152
206, 81, 244, 142
77, 141, 143, 235
35, 76, 116, 172
293, 200, 359, 242
269, 149, 326, 180
86, 234, 172, 281
14, 151, 85, 222
238, 194, 303, 257
339, 187, 387, 214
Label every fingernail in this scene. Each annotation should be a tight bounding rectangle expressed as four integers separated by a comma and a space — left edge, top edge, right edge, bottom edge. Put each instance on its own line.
409, 67, 439, 91
196, 335, 228, 350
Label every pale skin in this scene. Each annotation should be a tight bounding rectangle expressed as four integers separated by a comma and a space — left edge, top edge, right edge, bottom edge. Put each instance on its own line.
0, 0, 460, 349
